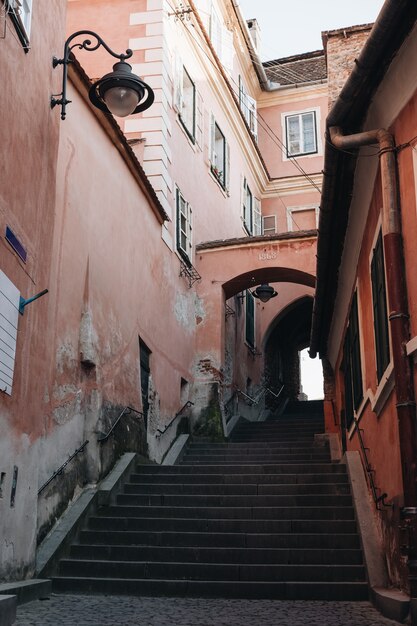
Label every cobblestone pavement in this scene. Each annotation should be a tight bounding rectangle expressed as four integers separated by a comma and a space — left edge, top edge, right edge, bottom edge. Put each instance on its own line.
14, 594, 401, 626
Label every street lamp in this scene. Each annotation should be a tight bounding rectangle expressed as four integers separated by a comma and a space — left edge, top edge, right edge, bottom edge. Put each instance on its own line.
252, 283, 278, 303
51, 30, 155, 120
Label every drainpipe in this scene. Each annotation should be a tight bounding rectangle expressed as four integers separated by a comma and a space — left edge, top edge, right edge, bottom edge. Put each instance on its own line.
330, 126, 417, 603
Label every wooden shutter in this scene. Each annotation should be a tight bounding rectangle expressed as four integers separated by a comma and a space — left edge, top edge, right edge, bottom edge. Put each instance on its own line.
174, 54, 183, 113
350, 291, 363, 410
0, 270, 20, 395
221, 27, 234, 72
253, 198, 262, 235
247, 94, 258, 140
195, 91, 203, 150
225, 140, 230, 191
371, 231, 390, 381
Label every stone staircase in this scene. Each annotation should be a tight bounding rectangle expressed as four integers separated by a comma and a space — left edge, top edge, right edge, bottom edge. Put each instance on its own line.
51, 400, 368, 600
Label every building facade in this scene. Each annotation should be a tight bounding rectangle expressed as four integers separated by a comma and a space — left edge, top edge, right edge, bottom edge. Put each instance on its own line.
0, 0, 326, 582
311, 0, 417, 599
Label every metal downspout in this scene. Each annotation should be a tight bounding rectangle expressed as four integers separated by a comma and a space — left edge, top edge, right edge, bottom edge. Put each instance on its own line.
330, 126, 417, 603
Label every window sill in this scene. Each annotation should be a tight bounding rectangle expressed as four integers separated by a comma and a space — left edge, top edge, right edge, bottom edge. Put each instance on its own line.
176, 117, 197, 151
282, 150, 320, 162
209, 169, 229, 196
369, 361, 395, 417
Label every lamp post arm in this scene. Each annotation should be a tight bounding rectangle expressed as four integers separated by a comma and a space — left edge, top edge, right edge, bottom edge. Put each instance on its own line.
51, 30, 133, 120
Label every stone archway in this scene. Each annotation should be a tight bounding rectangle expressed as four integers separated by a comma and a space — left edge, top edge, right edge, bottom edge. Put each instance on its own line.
190, 232, 317, 423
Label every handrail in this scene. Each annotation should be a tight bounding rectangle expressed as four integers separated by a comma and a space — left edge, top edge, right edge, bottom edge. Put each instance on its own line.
98, 406, 143, 443
352, 416, 392, 510
155, 401, 194, 438
234, 384, 284, 406
38, 440, 89, 495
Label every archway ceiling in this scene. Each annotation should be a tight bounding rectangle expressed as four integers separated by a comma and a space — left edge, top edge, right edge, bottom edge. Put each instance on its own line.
223, 268, 315, 299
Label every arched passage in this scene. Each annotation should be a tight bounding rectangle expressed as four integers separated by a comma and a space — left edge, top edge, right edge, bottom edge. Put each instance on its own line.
263, 296, 321, 401
191, 232, 317, 420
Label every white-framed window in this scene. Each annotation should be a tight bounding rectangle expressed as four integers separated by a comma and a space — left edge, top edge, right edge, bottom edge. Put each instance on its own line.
7, 0, 33, 48
242, 178, 261, 235
0, 270, 20, 396
238, 76, 257, 140
210, 1, 234, 72
210, 115, 230, 190
286, 205, 319, 232
262, 215, 276, 235
175, 62, 196, 142
176, 187, 193, 263
285, 110, 318, 157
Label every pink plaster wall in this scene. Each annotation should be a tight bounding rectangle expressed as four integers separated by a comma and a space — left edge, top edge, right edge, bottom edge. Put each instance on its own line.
258, 93, 327, 180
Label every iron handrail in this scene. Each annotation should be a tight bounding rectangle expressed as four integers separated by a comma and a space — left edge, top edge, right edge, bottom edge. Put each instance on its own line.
97, 406, 143, 443
352, 416, 392, 510
233, 384, 284, 406
38, 440, 89, 495
155, 401, 194, 438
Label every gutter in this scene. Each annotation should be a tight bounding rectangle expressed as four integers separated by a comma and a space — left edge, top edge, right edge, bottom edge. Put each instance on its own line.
310, 0, 417, 358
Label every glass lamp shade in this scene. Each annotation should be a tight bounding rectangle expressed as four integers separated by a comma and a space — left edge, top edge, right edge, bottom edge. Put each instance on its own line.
103, 86, 140, 117
253, 284, 278, 303
89, 61, 154, 117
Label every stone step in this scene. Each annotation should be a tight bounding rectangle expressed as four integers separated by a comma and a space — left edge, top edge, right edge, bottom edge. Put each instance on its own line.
135, 464, 346, 474
129, 472, 349, 485
78, 530, 361, 549
187, 442, 328, 450
88, 516, 358, 534
123, 482, 351, 496
99, 505, 355, 520
58, 559, 365, 583
180, 458, 332, 465
116, 494, 353, 508
51, 576, 369, 600
69, 544, 363, 565
182, 451, 331, 460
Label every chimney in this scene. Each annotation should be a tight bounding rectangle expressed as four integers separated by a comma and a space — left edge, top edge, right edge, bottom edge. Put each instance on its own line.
247, 18, 261, 55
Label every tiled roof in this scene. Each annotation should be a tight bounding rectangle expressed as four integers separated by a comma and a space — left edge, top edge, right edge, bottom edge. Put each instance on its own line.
263, 50, 327, 86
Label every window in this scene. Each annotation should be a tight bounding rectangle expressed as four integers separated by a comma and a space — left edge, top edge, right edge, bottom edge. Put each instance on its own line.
239, 76, 258, 140
245, 290, 255, 348
242, 178, 261, 235
262, 215, 276, 235
0, 270, 20, 395
286, 205, 319, 232
210, 2, 234, 72
342, 291, 363, 429
285, 111, 317, 157
371, 230, 390, 382
210, 116, 230, 190
176, 187, 193, 263
139, 339, 151, 430
6, 0, 33, 48
176, 64, 196, 141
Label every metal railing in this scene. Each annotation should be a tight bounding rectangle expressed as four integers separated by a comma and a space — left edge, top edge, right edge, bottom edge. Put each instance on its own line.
155, 401, 194, 438
38, 440, 89, 495
224, 384, 285, 421
352, 416, 392, 510
97, 406, 143, 443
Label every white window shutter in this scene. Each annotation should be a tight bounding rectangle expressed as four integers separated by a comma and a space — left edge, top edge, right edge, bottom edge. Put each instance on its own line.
241, 176, 246, 220
0, 271, 20, 395
196, 91, 204, 150
174, 54, 183, 113
188, 204, 193, 257
225, 141, 231, 190
221, 27, 234, 73
210, 4, 222, 58
210, 113, 216, 165
247, 94, 258, 140
253, 198, 262, 235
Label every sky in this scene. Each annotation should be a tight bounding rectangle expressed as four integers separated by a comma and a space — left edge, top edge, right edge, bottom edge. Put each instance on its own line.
237, 0, 385, 60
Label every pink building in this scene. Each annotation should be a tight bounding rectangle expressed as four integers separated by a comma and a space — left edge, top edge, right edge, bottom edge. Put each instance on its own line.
0, 0, 327, 584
